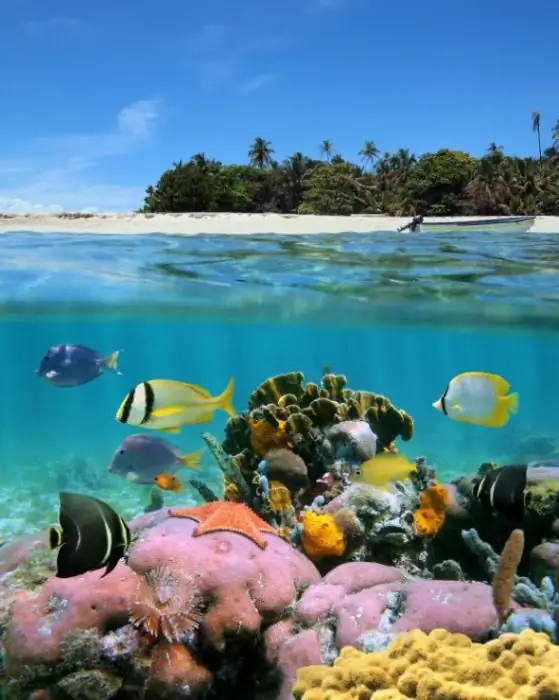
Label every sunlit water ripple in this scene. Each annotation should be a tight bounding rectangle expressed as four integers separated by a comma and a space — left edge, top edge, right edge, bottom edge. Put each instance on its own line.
1, 230, 559, 328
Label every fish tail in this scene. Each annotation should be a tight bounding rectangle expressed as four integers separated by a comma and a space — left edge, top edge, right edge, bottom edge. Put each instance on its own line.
48, 525, 63, 550
506, 392, 519, 415
105, 350, 122, 374
180, 448, 204, 470
218, 376, 237, 417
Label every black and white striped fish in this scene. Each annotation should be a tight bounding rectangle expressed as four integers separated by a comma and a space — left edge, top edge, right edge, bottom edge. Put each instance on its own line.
471, 465, 528, 520
48, 492, 131, 579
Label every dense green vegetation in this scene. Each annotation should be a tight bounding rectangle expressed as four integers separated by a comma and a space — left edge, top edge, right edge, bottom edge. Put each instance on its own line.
141, 115, 559, 216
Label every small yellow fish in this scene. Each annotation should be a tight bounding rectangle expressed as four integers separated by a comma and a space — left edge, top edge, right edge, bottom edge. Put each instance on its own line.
115, 377, 236, 434
432, 371, 518, 428
351, 452, 416, 489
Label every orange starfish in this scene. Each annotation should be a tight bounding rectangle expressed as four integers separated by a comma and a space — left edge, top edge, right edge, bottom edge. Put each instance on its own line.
168, 501, 278, 549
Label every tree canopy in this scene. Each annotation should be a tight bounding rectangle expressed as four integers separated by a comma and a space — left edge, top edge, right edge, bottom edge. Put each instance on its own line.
141, 118, 559, 216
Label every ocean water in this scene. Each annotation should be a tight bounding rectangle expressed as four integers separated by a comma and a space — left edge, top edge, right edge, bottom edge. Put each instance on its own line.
1, 229, 559, 540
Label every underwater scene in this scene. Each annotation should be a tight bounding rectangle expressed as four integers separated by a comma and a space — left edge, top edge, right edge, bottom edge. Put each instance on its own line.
2, 230, 559, 699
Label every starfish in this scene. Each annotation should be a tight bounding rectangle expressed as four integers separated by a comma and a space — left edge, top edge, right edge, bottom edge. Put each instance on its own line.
168, 501, 278, 549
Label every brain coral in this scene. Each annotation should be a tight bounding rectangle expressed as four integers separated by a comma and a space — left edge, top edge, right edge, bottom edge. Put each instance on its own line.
293, 628, 559, 700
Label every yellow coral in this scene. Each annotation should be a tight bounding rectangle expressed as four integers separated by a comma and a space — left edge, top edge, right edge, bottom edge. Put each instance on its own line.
413, 483, 449, 537
293, 628, 559, 700
223, 481, 241, 502
301, 510, 346, 560
267, 480, 293, 514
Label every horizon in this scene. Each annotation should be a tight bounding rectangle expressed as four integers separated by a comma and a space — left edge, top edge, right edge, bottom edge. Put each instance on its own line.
1, 0, 557, 213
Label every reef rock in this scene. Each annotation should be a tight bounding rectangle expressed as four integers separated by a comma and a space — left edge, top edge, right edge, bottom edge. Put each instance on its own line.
265, 561, 500, 700
2, 506, 320, 700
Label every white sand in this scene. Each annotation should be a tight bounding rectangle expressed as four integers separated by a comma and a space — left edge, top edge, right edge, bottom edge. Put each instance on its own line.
0, 213, 557, 235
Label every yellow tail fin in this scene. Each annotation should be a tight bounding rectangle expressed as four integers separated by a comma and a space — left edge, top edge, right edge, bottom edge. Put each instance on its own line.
506, 392, 519, 414
48, 525, 62, 550
180, 448, 205, 470
218, 376, 237, 417
104, 350, 122, 374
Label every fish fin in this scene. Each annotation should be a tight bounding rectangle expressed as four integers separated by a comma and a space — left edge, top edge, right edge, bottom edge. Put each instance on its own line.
153, 380, 212, 398
218, 376, 237, 417
101, 547, 122, 578
478, 399, 511, 428
459, 371, 510, 395
151, 405, 187, 419
159, 426, 182, 434
179, 448, 204, 470
48, 525, 63, 550
104, 350, 122, 374
506, 392, 519, 415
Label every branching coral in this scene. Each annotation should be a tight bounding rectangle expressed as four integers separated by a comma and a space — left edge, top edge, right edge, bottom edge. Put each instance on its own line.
293, 628, 559, 700
221, 371, 414, 510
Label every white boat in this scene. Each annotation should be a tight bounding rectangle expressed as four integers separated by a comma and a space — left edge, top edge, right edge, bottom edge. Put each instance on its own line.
417, 215, 536, 234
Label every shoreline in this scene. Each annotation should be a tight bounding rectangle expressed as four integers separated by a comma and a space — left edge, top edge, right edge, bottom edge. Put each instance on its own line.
0, 213, 557, 235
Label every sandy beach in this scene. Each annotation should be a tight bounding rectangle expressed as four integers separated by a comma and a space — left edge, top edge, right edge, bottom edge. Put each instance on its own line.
0, 213, 557, 235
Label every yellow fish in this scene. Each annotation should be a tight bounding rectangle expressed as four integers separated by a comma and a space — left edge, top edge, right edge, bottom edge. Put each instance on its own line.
351, 452, 416, 489
116, 377, 236, 434
432, 371, 518, 428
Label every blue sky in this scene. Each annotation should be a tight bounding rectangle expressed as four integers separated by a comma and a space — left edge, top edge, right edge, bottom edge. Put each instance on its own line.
0, 0, 557, 212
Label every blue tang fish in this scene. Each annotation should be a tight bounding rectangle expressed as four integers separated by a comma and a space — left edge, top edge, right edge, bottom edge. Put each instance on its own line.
36, 343, 122, 387
108, 434, 203, 484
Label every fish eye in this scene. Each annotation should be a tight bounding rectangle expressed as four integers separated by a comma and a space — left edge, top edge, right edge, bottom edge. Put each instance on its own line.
119, 449, 125, 455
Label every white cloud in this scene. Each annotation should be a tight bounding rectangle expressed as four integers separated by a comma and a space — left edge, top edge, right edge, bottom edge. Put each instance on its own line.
238, 74, 275, 93
0, 100, 160, 213
117, 100, 160, 138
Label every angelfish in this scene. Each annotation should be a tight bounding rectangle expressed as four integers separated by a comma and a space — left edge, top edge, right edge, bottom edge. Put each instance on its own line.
432, 372, 519, 428
115, 377, 236, 434
48, 492, 131, 578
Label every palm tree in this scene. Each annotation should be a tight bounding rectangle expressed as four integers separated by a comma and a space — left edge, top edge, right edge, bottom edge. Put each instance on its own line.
552, 119, 559, 152
319, 139, 334, 162
249, 138, 274, 169
532, 111, 542, 164
358, 140, 379, 170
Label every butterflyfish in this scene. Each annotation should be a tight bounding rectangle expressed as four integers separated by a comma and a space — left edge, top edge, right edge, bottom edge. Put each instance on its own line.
432, 372, 518, 428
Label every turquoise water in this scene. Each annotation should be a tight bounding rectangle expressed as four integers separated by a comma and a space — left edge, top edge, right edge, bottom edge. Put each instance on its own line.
1, 230, 559, 539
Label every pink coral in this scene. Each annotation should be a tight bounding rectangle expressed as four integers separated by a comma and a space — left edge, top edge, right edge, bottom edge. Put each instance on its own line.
4, 507, 320, 698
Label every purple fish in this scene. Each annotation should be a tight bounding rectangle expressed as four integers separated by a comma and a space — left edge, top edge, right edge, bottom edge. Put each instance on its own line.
36, 343, 121, 387
108, 434, 203, 484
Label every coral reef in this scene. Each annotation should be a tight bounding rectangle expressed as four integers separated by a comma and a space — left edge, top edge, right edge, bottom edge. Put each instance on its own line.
7, 369, 559, 700
2, 506, 320, 699
293, 628, 559, 699
221, 371, 413, 501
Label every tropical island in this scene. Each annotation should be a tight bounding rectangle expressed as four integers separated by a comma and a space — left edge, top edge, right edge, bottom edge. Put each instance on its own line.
142, 115, 559, 217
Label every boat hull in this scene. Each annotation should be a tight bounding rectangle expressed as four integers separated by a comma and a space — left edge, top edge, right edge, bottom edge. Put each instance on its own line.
420, 216, 536, 233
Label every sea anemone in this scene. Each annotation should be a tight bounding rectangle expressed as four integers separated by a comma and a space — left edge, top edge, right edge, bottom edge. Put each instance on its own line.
130, 567, 203, 644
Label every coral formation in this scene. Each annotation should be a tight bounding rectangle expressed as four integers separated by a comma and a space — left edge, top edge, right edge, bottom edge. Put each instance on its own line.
300, 511, 346, 561
292, 628, 559, 699
492, 529, 525, 624
222, 371, 414, 500
412, 483, 449, 537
